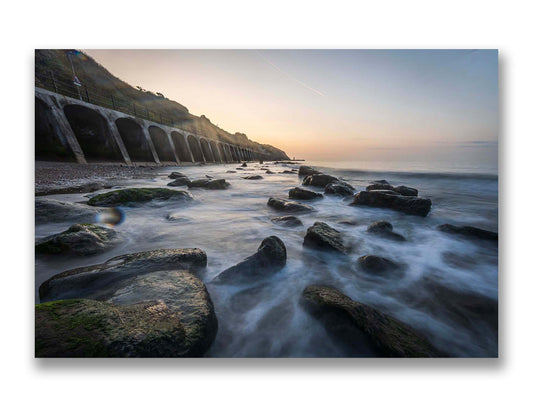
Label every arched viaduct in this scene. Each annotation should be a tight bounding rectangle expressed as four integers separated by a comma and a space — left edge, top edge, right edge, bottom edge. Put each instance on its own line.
35, 88, 271, 165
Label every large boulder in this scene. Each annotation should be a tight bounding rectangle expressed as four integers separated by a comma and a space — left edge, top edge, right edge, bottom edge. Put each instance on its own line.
35, 182, 109, 197
87, 188, 192, 207
267, 197, 314, 213
35, 224, 120, 256
437, 224, 498, 241
187, 179, 230, 190
325, 181, 356, 197
303, 222, 347, 254
214, 236, 287, 284
298, 165, 322, 176
351, 190, 432, 217
39, 248, 207, 302
288, 187, 323, 200
168, 171, 187, 179
271, 215, 303, 227
302, 285, 442, 357
35, 199, 101, 224
366, 183, 418, 197
367, 221, 406, 241
302, 174, 339, 187
393, 186, 418, 197
36, 270, 217, 357
167, 177, 190, 186
357, 255, 401, 275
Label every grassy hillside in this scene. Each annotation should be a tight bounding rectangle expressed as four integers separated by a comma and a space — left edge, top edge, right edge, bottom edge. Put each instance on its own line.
35, 49, 290, 159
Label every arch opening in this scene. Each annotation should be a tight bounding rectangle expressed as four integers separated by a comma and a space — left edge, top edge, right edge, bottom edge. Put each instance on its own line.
171, 131, 192, 162
36, 98, 75, 161
188, 135, 204, 162
217, 143, 227, 163
63, 104, 123, 162
148, 126, 175, 162
200, 139, 214, 162
116, 118, 153, 162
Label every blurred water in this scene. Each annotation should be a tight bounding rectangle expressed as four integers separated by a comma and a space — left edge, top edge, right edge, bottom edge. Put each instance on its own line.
35, 161, 498, 357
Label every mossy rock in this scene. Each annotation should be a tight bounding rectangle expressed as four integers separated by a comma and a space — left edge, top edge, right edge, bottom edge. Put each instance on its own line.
35, 298, 188, 357
302, 285, 443, 357
35, 223, 119, 256
87, 188, 192, 207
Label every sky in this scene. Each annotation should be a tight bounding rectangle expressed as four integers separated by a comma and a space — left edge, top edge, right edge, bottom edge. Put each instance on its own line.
84, 49, 498, 168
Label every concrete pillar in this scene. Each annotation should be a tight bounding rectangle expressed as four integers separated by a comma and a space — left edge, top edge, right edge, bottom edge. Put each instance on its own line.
166, 132, 181, 164
144, 125, 160, 164
198, 137, 207, 163
104, 112, 132, 165
43, 95, 87, 164
184, 134, 195, 163
207, 141, 216, 163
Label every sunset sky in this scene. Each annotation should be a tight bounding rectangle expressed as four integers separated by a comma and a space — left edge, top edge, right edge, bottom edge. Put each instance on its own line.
84, 49, 498, 167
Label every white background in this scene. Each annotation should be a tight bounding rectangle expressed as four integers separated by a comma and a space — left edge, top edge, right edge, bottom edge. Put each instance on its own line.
0, 1, 530, 406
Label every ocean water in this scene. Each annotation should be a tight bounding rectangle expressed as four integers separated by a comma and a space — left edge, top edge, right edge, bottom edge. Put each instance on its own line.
35, 160, 498, 357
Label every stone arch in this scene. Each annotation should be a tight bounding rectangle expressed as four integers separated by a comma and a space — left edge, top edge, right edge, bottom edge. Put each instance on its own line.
217, 143, 227, 162
63, 104, 123, 162
188, 135, 204, 162
36, 97, 75, 161
115, 118, 153, 162
200, 138, 214, 162
148, 126, 175, 162
209, 140, 222, 162
171, 131, 192, 162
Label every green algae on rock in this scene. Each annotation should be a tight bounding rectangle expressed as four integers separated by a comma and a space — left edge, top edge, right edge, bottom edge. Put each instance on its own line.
87, 188, 192, 206
35, 223, 120, 256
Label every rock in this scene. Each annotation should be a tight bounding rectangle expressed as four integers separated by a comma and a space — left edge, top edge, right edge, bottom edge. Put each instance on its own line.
168, 171, 187, 179
351, 190, 432, 217
167, 177, 190, 186
39, 248, 207, 302
236, 168, 244, 171
357, 255, 401, 275
303, 222, 347, 254
259, 160, 263, 164
302, 174, 339, 187
372, 179, 390, 185
35, 224, 120, 256
187, 179, 230, 190
87, 188, 192, 207
226, 170, 237, 173
166, 214, 190, 222
242, 175, 263, 180
205, 175, 213, 179
338, 219, 358, 226
393, 186, 418, 197
267, 197, 314, 213
301, 285, 442, 357
35, 199, 101, 224
282, 170, 295, 174
36, 270, 217, 357
214, 236, 287, 284
288, 187, 323, 200
367, 221, 406, 241
437, 224, 498, 241
35, 182, 109, 196
298, 165, 322, 176
241, 162, 247, 167
265, 170, 274, 174
325, 181, 356, 197
271, 215, 303, 227
366, 183, 394, 192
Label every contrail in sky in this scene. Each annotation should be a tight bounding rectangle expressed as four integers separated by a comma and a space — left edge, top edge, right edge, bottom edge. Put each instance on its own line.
255, 50, 325, 96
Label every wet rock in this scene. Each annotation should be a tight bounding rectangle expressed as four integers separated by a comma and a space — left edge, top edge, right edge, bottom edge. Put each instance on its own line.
271, 215, 303, 227
205, 175, 213, 179
367, 221, 406, 241
168, 171, 187, 179
298, 165, 322, 176
87, 188, 192, 207
373, 179, 390, 185
437, 224, 498, 241
351, 190, 432, 217
267, 197, 314, 213
338, 219, 358, 226
282, 170, 295, 174
36, 270, 217, 357
226, 170, 237, 173
288, 187, 323, 200
35, 182, 109, 197
302, 285, 442, 357
302, 173, 339, 187
242, 175, 263, 180
39, 248, 207, 302
265, 170, 274, 174
393, 186, 418, 197
187, 179, 230, 190
35, 224, 120, 256
241, 162, 247, 167
325, 181, 356, 197
236, 168, 244, 171
303, 222, 347, 254
214, 236, 287, 284
366, 183, 394, 192
166, 214, 190, 222
35, 199, 101, 224
167, 177, 190, 186
357, 255, 401, 275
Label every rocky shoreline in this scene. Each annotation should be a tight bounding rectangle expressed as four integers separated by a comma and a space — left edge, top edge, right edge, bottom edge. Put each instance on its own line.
35, 162, 498, 357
